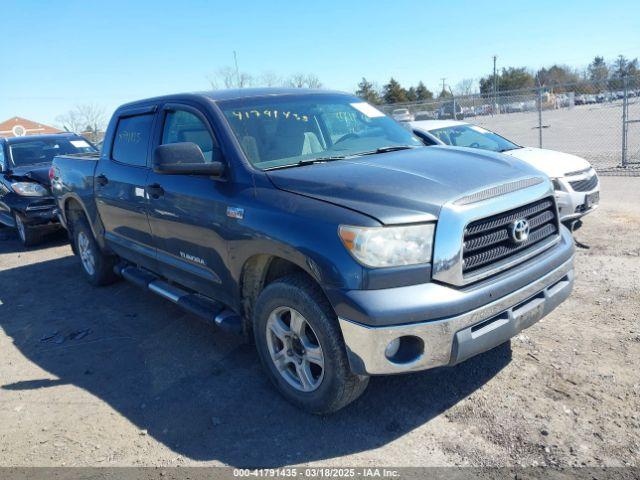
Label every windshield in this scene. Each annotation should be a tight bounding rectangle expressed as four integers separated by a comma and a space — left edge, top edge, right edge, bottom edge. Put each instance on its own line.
429, 124, 520, 153
9, 137, 97, 167
219, 94, 422, 170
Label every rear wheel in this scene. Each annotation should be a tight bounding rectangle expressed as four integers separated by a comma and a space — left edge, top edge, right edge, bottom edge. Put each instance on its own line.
13, 212, 41, 247
72, 217, 118, 286
253, 274, 369, 414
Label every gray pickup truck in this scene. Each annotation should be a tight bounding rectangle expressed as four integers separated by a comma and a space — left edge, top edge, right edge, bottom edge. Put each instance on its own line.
51, 89, 575, 413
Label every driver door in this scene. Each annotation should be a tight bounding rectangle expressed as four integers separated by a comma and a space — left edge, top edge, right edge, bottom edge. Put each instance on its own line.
146, 104, 234, 304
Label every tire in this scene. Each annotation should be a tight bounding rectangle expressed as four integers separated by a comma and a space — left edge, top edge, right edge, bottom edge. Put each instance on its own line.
253, 273, 369, 414
13, 212, 41, 247
71, 217, 118, 286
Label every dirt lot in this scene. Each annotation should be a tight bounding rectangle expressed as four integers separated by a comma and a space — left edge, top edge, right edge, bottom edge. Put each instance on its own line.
0, 177, 638, 468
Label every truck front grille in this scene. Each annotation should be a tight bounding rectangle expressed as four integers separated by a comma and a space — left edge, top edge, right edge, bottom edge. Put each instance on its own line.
462, 198, 559, 275
568, 173, 598, 192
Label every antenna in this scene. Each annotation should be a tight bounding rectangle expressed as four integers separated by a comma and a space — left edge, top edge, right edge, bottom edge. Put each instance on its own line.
233, 51, 241, 88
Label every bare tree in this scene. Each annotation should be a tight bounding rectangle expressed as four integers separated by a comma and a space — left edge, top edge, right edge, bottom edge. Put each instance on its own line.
287, 73, 307, 88
287, 73, 323, 89
304, 74, 322, 89
259, 71, 284, 87
208, 68, 322, 90
56, 104, 106, 141
208, 66, 253, 89
453, 78, 476, 96
55, 110, 84, 135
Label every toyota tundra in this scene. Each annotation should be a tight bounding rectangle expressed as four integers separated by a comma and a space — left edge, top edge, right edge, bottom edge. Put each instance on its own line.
50, 89, 575, 413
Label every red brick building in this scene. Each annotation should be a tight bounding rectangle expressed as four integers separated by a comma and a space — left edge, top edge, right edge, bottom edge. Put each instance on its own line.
0, 116, 62, 138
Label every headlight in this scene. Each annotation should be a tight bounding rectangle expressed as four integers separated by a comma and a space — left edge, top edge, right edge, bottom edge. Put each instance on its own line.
339, 224, 435, 268
11, 182, 48, 196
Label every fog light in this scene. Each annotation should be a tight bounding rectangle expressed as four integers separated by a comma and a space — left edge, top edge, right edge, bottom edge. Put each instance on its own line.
385, 338, 401, 359
384, 335, 425, 364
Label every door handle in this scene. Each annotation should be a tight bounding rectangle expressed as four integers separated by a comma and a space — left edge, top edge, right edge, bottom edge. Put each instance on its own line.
95, 174, 109, 187
147, 183, 164, 199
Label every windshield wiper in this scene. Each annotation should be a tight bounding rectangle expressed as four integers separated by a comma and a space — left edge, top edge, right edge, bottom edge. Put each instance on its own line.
498, 146, 523, 152
353, 145, 419, 156
263, 155, 349, 171
263, 146, 418, 170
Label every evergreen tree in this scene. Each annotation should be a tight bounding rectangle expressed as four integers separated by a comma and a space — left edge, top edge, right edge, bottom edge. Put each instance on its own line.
382, 78, 408, 104
587, 56, 609, 86
610, 55, 640, 89
535, 65, 580, 89
415, 82, 433, 101
355, 77, 381, 104
479, 67, 535, 95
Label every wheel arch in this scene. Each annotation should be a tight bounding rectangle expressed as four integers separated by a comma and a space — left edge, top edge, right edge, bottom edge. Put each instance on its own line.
239, 253, 332, 334
62, 194, 108, 251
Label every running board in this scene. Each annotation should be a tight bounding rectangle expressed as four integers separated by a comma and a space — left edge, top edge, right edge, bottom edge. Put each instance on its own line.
115, 264, 243, 334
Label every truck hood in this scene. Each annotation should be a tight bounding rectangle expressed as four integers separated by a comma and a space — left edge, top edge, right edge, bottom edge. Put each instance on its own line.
501, 147, 591, 178
266, 146, 543, 225
4, 163, 52, 186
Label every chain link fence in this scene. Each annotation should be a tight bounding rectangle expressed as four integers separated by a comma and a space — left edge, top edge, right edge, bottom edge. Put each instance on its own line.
380, 75, 640, 176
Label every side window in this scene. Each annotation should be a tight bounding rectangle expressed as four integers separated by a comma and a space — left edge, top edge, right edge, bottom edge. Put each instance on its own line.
431, 129, 452, 145
162, 110, 216, 163
0, 144, 5, 170
111, 114, 154, 167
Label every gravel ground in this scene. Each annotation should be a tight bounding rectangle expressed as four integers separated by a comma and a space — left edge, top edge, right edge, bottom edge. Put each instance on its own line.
0, 176, 638, 468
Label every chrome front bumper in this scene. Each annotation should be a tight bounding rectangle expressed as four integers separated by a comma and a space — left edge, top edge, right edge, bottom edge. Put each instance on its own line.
339, 256, 574, 375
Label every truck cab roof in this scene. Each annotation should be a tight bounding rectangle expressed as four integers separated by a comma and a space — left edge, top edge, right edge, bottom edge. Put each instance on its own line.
117, 88, 350, 110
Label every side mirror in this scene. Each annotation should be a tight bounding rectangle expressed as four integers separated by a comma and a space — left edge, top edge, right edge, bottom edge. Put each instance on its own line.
153, 142, 224, 176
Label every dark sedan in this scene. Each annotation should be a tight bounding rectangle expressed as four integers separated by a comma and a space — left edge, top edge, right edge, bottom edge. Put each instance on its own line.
0, 133, 97, 245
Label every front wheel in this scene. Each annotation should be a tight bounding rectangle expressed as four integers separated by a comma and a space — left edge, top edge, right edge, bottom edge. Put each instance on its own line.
253, 274, 369, 414
72, 218, 118, 286
13, 212, 41, 246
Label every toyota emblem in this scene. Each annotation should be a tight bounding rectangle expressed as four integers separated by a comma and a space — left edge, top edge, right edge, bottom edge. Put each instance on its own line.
510, 219, 530, 244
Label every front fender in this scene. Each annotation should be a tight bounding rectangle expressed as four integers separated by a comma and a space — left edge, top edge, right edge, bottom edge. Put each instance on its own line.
226, 183, 380, 294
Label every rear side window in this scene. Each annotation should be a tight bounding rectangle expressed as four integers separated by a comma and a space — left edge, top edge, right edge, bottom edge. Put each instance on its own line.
112, 114, 154, 166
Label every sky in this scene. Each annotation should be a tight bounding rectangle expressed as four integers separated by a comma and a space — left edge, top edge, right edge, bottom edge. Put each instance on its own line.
1, 0, 639, 126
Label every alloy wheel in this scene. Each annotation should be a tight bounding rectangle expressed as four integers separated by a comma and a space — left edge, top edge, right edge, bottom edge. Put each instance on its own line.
266, 306, 325, 392
77, 231, 96, 276
15, 215, 26, 243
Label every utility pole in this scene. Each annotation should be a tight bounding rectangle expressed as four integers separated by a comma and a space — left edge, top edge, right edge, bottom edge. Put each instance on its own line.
440, 78, 446, 97
233, 50, 241, 88
492, 55, 497, 112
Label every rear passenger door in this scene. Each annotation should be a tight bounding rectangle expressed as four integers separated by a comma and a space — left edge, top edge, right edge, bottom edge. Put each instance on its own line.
146, 104, 233, 304
95, 107, 157, 271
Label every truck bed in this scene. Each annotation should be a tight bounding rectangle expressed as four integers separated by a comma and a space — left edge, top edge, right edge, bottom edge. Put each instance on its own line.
51, 153, 100, 224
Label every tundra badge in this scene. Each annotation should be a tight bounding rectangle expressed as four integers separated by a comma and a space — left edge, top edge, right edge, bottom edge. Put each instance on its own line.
226, 207, 244, 220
